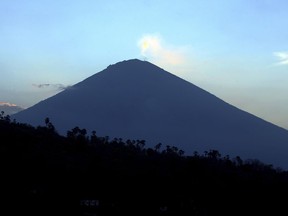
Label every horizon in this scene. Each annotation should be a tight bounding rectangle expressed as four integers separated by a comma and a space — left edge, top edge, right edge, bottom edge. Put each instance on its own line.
1, 0, 288, 129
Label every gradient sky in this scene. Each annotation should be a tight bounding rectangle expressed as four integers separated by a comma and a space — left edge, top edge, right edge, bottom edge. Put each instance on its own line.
1, 0, 288, 129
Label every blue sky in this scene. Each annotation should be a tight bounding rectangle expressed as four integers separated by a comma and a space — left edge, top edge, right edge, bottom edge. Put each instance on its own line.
1, 0, 288, 129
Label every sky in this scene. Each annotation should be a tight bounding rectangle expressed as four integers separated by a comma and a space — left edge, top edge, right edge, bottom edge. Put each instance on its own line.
1, 0, 288, 129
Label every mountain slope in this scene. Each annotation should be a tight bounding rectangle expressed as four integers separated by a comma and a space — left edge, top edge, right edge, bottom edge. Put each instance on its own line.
13, 59, 288, 169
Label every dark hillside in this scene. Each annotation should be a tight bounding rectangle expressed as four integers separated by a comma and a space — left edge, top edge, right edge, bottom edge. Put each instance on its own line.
1, 112, 288, 215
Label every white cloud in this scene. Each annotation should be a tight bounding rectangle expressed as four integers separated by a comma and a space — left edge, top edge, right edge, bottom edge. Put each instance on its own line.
0, 102, 17, 107
136, 34, 204, 82
138, 34, 188, 66
274, 51, 288, 65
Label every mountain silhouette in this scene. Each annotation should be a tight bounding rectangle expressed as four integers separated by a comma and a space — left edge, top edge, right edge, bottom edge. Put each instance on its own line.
13, 59, 288, 169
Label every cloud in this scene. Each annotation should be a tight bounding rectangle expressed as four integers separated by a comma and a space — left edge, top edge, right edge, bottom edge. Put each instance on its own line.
32, 83, 70, 91
138, 34, 188, 66
0, 102, 17, 107
0, 102, 24, 115
274, 51, 288, 65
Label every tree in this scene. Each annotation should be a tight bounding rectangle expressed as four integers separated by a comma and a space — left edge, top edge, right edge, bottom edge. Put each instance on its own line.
154, 143, 162, 152
0, 111, 10, 122
207, 149, 221, 160
90, 130, 97, 144
178, 149, 185, 156
234, 156, 243, 166
67, 126, 88, 146
44, 117, 55, 131
136, 139, 146, 150
0, 111, 4, 120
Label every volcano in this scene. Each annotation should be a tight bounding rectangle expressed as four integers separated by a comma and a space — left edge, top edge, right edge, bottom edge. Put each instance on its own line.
13, 59, 288, 169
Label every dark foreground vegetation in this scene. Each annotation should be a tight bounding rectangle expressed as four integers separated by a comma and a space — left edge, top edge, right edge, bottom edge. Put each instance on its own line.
1, 111, 288, 215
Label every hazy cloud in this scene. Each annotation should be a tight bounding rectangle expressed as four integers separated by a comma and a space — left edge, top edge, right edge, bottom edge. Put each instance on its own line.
0, 102, 24, 115
138, 34, 188, 66
274, 51, 288, 65
0, 102, 17, 107
32, 83, 70, 91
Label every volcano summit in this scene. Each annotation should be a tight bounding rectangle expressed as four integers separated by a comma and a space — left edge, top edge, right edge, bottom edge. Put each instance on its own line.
13, 59, 288, 169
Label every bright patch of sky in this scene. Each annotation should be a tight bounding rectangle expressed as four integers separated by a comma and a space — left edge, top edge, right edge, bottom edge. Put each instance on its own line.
1, 0, 288, 129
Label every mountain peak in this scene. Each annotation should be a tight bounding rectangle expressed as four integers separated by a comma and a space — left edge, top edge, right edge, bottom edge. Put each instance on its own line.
12, 59, 288, 169
108, 59, 151, 67
112, 58, 144, 64
75, 58, 177, 90
105, 59, 163, 73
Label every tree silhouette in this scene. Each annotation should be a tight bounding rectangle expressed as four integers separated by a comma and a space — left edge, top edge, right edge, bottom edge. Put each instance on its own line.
207, 149, 221, 160
44, 117, 55, 131
1, 117, 288, 215
154, 143, 162, 152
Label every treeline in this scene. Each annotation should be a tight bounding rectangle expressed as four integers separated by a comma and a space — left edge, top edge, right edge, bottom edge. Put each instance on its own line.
1, 112, 288, 215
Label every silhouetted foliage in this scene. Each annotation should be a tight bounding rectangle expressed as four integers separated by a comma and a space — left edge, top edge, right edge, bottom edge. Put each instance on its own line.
44, 117, 55, 132
1, 116, 288, 215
